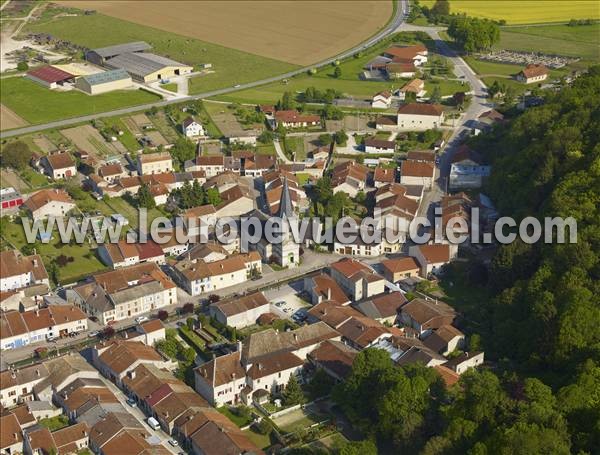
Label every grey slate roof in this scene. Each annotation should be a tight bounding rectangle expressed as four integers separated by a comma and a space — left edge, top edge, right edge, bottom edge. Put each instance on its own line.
106, 52, 189, 78
278, 177, 293, 218
82, 69, 130, 86
91, 41, 151, 58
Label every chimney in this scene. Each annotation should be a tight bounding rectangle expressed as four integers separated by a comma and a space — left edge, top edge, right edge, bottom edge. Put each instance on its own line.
293, 334, 298, 342
33, 259, 38, 267
36, 369, 40, 377
13, 433, 18, 441
10, 371, 16, 379
327, 288, 332, 301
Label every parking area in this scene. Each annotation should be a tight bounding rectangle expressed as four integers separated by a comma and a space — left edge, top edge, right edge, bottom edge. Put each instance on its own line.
264, 283, 311, 322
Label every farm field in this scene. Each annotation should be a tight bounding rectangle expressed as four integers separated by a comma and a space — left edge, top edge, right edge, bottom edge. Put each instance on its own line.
60, 125, 125, 159
0, 77, 160, 125
0, 104, 28, 131
420, 0, 600, 24
497, 24, 600, 60
202, 101, 249, 137
56, 1, 393, 65
25, 11, 298, 94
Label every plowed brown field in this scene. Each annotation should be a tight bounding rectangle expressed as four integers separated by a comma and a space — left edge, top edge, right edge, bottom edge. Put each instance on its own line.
56, 1, 393, 65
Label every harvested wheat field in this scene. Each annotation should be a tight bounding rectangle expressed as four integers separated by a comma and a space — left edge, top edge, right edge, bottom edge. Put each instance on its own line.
57, 1, 393, 65
0, 104, 28, 131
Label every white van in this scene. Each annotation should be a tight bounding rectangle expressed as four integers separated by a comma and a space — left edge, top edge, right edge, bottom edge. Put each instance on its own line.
147, 417, 160, 431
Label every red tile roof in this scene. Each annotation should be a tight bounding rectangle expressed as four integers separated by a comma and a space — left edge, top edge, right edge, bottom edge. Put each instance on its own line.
521, 64, 548, 78
27, 65, 75, 83
398, 103, 444, 117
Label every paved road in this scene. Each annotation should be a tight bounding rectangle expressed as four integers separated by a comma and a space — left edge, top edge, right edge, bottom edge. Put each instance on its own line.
0, 0, 408, 139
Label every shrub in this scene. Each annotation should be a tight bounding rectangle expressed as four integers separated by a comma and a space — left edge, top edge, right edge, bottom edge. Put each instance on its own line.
157, 310, 169, 321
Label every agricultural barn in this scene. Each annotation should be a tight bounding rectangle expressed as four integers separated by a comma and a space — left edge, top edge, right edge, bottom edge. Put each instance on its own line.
85, 41, 151, 66
26, 66, 75, 89
105, 52, 193, 83
75, 69, 133, 95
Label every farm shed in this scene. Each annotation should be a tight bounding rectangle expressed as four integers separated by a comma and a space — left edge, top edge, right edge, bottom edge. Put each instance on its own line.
25, 66, 75, 89
104, 52, 193, 83
75, 69, 133, 95
85, 41, 151, 65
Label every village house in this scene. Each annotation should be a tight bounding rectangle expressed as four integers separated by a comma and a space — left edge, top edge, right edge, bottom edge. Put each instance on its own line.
371, 90, 392, 108
0, 411, 23, 454
0, 364, 50, 408
194, 322, 340, 407
92, 340, 176, 386
397, 103, 444, 130
307, 300, 363, 329
333, 227, 401, 257
274, 110, 321, 128
423, 324, 465, 356
209, 291, 271, 329
382, 44, 428, 66
364, 137, 396, 154
171, 252, 262, 296
397, 78, 426, 101
184, 155, 224, 177
307, 340, 358, 381
440, 193, 472, 240
337, 315, 393, 350
68, 262, 177, 325
40, 152, 77, 180
329, 258, 385, 301
381, 256, 421, 282
304, 273, 350, 306
385, 61, 417, 79
24, 189, 76, 220
24, 422, 90, 455
400, 159, 435, 189
0, 305, 88, 350
373, 167, 396, 187
449, 145, 491, 190
407, 150, 436, 163
331, 161, 370, 198
516, 64, 548, 84
182, 116, 204, 138
97, 240, 166, 269
137, 151, 173, 175
409, 243, 458, 277
213, 184, 255, 218
98, 163, 127, 183
400, 298, 457, 337
444, 351, 485, 374
353, 291, 407, 325
0, 250, 49, 293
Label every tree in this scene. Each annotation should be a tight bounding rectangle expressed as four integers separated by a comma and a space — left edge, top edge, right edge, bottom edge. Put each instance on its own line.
258, 130, 274, 144
334, 129, 348, 145
182, 302, 194, 314
429, 86, 442, 104
208, 294, 220, 303
448, 16, 500, 53
137, 183, 156, 209
157, 310, 169, 321
278, 91, 296, 110
186, 317, 195, 330
282, 375, 305, 406
430, 0, 450, 17
17, 61, 28, 71
255, 418, 273, 435
204, 187, 221, 206
333, 66, 342, 78
307, 368, 335, 400
1, 141, 31, 170
318, 133, 332, 146
170, 137, 196, 166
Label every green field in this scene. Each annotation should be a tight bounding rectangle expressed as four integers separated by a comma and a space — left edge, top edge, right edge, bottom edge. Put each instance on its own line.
498, 24, 600, 60
25, 12, 298, 94
160, 83, 178, 93
420, 1, 600, 24
0, 220, 108, 284
464, 56, 570, 81
0, 77, 160, 125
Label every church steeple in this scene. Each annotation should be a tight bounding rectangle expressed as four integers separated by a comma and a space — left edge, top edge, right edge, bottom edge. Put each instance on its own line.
277, 177, 293, 219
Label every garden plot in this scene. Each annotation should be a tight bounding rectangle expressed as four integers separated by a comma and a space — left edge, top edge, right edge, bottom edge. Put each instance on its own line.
32, 136, 58, 154
60, 124, 126, 160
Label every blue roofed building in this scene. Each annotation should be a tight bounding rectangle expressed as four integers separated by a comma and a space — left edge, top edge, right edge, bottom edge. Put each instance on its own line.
75, 68, 133, 95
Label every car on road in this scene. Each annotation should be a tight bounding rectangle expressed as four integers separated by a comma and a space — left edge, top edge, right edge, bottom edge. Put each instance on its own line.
234, 84, 241, 88
274, 301, 285, 307
168, 440, 179, 447
126, 397, 137, 407
135, 316, 149, 324
88, 331, 100, 338
147, 416, 160, 431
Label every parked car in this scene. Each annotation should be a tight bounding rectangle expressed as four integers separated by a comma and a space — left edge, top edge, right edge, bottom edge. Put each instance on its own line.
135, 316, 149, 324
168, 440, 179, 447
88, 331, 100, 338
126, 397, 137, 408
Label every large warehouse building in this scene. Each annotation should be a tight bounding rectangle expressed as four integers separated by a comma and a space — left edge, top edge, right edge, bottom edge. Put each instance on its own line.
75, 68, 133, 95
26, 66, 75, 89
85, 41, 193, 83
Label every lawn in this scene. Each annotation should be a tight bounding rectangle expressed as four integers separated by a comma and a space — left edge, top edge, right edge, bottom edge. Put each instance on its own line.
283, 136, 306, 161
102, 196, 166, 230
497, 24, 600, 60
242, 428, 273, 450
420, 0, 600, 24
25, 12, 298, 94
277, 411, 323, 434
256, 142, 276, 155
101, 117, 141, 152
1, 219, 108, 285
0, 77, 160, 125
160, 83, 178, 93
463, 57, 524, 77
38, 415, 70, 431
218, 406, 254, 428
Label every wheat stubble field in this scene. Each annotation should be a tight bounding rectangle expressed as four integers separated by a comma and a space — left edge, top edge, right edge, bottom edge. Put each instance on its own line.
57, 1, 393, 65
